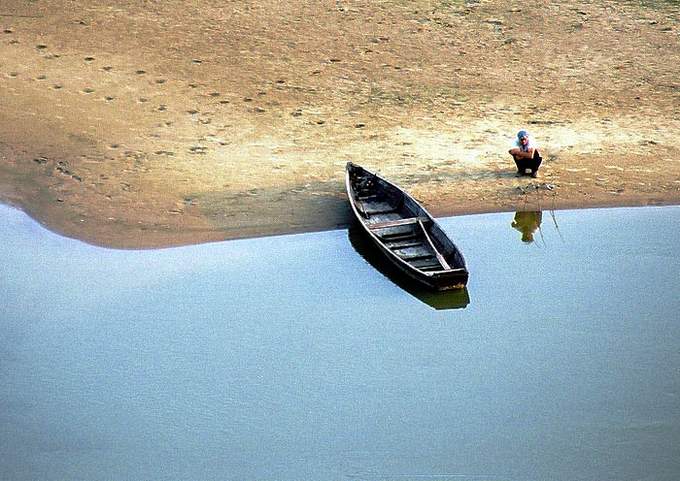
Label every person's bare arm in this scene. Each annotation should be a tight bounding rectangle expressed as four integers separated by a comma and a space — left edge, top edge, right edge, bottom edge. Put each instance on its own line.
509, 147, 534, 159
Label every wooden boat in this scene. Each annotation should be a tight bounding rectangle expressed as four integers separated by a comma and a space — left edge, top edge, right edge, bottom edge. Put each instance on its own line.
345, 162, 468, 291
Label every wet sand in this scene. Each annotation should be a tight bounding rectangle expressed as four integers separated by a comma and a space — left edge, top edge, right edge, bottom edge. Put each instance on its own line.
1, 0, 678, 248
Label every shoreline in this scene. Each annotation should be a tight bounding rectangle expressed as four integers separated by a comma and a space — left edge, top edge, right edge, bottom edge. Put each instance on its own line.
2, 190, 678, 250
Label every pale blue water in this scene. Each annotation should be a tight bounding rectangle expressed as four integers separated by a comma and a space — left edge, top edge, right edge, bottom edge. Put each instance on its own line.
1, 204, 679, 481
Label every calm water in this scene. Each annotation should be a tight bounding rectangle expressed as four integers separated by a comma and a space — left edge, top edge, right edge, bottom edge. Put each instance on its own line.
1, 204, 679, 481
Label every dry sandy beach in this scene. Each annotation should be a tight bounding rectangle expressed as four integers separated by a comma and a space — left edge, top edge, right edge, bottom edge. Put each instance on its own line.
1, 0, 678, 248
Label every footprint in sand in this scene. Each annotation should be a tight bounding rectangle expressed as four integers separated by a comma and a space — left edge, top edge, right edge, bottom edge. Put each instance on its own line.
102, 66, 113, 71
36, 74, 47, 80
138, 97, 149, 103
189, 146, 208, 154
4, 28, 13, 34
36, 44, 47, 50
52, 84, 63, 89
7, 72, 18, 78
108, 144, 120, 149
104, 95, 115, 101
155, 79, 166, 84
84, 56, 95, 62
82, 87, 95, 94
209, 92, 220, 97
136, 69, 146, 75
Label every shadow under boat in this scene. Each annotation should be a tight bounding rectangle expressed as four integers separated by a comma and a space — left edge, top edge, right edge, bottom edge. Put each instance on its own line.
348, 222, 470, 310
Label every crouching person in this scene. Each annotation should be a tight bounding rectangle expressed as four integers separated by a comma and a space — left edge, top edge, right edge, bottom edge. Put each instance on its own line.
509, 130, 542, 178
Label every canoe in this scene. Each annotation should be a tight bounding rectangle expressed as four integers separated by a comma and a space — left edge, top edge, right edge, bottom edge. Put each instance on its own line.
345, 162, 468, 291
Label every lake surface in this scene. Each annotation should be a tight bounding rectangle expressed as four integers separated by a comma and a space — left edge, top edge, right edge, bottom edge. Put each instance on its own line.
1, 204, 679, 481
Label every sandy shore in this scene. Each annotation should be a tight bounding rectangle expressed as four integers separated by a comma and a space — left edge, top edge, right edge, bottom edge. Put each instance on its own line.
1, 0, 678, 248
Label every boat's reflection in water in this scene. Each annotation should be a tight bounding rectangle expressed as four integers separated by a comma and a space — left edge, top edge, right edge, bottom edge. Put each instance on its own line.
347, 223, 470, 310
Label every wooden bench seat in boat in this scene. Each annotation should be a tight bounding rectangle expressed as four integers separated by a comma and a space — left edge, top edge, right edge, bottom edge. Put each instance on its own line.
385, 239, 424, 249
367, 217, 424, 230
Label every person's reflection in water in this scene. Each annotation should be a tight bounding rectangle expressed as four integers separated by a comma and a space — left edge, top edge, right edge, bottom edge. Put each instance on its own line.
512, 211, 542, 243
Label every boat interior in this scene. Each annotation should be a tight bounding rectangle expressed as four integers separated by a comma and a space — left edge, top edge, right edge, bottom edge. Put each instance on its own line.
349, 168, 458, 273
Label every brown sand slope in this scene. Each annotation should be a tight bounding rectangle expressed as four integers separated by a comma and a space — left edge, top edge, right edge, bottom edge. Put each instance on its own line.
1, 0, 678, 248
